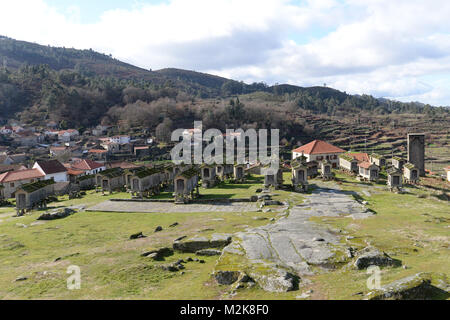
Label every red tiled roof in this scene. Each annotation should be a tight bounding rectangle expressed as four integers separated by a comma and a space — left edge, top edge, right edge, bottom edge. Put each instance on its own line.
292, 140, 345, 155
0, 164, 27, 174
72, 159, 104, 171
358, 161, 374, 169
0, 169, 45, 183
89, 149, 107, 154
67, 169, 85, 176
107, 162, 139, 169
35, 160, 67, 174
347, 152, 370, 163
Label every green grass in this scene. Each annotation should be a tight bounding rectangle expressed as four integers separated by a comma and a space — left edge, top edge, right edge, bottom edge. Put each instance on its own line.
0, 172, 447, 300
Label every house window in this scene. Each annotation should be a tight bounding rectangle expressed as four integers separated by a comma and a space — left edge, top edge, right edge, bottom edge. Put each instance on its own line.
10, 183, 14, 188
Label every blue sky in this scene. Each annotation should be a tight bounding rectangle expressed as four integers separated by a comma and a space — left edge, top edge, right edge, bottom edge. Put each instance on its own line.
1, 0, 450, 106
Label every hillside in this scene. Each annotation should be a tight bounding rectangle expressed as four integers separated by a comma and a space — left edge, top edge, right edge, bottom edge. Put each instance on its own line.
0, 36, 448, 131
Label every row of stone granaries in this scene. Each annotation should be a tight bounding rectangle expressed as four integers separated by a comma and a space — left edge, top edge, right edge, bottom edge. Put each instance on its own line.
291, 140, 420, 190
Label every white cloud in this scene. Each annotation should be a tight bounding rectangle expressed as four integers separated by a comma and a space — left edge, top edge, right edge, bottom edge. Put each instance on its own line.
0, 0, 449, 105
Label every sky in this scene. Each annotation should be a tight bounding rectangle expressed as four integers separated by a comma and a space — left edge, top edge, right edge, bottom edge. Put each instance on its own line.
1, 0, 450, 106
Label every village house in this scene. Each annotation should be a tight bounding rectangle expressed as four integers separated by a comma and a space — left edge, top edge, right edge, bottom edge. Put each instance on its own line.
370, 154, 386, 167
292, 140, 345, 168
71, 159, 106, 175
387, 167, 403, 191
88, 148, 108, 161
50, 146, 69, 157
33, 160, 68, 182
109, 135, 131, 144
15, 179, 55, 215
12, 131, 41, 147
403, 163, 419, 184
96, 168, 125, 193
0, 168, 45, 198
291, 159, 308, 192
358, 161, 379, 182
392, 156, 405, 170
174, 167, 199, 204
445, 166, 450, 182
58, 129, 79, 142
0, 125, 13, 135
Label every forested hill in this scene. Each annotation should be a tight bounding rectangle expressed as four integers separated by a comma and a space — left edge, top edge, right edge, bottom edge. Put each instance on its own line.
0, 35, 448, 130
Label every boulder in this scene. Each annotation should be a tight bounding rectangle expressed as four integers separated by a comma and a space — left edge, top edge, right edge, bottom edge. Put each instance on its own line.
214, 271, 242, 285
354, 247, 401, 269
173, 234, 232, 253
367, 273, 448, 300
196, 249, 222, 256
154, 226, 163, 232
169, 222, 179, 228
250, 269, 299, 293
37, 208, 76, 221
130, 232, 146, 240
141, 247, 173, 260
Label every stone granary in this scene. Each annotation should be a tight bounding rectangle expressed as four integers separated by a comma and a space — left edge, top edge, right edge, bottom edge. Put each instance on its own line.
126, 167, 162, 198
173, 163, 191, 177
339, 154, 359, 173
158, 164, 174, 185
392, 157, 405, 170
233, 163, 246, 182
407, 133, 425, 176
387, 167, 403, 191
96, 167, 125, 194
358, 161, 379, 182
305, 161, 318, 178
403, 162, 419, 184
320, 159, 333, 180
15, 179, 55, 216
174, 167, 199, 204
370, 153, 386, 167
201, 163, 217, 188
215, 163, 234, 180
264, 166, 283, 189
291, 159, 308, 192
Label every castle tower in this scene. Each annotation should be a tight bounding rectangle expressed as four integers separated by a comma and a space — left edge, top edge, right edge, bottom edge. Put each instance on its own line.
407, 133, 425, 176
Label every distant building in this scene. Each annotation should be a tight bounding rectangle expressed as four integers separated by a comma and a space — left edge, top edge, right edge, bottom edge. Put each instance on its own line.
71, 159, 106, 175
33, 160, 68, 182
370, 154, 386, 167
58, 129, 79, 142
292, 140, 345, 168
445, 166, 450, 182
387, 167, 403, 190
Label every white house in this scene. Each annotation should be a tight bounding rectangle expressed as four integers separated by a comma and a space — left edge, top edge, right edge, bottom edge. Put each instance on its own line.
58, 129, 79, 142
0, 126, 13, 135
109, 135, 130, 144
446, 166, 450, 182
33, 160, 68, 182
292, 140, 345, 168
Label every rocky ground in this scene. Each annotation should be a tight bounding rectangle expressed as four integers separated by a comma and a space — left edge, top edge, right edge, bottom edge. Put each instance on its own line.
216, 182, 381, 292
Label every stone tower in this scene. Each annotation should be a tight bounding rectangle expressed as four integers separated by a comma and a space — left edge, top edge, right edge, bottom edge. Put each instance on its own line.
407, 133, 425, 176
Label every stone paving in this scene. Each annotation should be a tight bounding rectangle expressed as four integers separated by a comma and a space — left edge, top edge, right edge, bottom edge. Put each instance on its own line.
229, 182, 374, 277
89, 200, 258, 213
